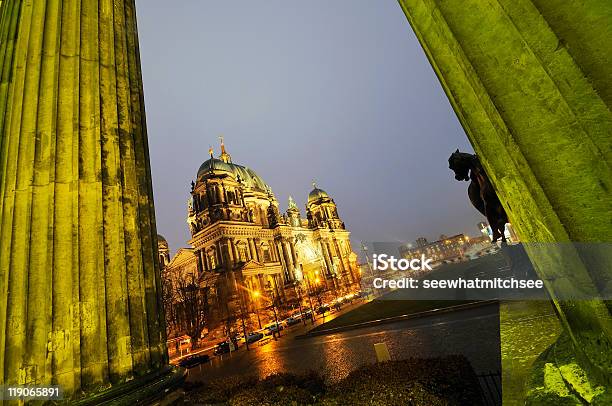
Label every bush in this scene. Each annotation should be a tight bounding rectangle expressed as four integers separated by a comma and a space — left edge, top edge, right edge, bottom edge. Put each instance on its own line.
184, 356, 482, 405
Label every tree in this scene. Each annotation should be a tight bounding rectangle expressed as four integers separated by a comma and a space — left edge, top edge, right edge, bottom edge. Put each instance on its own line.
174, 273, 211, 349
161, 267, 218, 349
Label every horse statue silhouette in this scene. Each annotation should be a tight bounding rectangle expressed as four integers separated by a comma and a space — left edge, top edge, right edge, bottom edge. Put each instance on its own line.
448, 149, 508, 243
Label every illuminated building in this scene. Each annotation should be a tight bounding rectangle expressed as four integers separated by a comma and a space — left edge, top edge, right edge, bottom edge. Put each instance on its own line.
163, 139, 359, 331
415, 237, 429, 248
399, 234, 471, 266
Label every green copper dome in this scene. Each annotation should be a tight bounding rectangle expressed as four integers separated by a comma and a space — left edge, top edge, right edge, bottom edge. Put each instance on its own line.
197, 158, 233, 178
197, 158, 271, 193
308, 187, 330, 204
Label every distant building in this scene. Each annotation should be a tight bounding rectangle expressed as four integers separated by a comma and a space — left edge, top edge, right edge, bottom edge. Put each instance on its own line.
399, 234, 471, 266
415, 237, 428, 248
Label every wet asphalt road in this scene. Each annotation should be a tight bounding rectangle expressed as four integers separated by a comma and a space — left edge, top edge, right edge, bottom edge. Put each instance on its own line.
185, 302, 501, 383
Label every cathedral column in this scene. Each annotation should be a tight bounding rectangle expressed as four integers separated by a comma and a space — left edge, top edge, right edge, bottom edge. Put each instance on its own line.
281, 240, 295, 283
253, 238, 262, 261
195, 249, 204, 275
270, 240, 279, 262
230, 238, 238, 263
289, 240, 299, 268
215, 240, 223, 267
223, 238, 234, 268
202, 249, 210, 272
249, 239, 259, 262
333, 239, 352, 285
272, 274, 286, 304
319, 240, 333, 277
275, 240, 289, 283
0, 0, 173, 400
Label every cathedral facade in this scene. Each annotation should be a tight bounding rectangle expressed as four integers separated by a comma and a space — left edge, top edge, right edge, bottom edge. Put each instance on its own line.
163, 140, 359, 331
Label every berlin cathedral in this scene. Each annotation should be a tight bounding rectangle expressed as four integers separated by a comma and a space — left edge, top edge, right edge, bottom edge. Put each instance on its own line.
161, 139, 360, 333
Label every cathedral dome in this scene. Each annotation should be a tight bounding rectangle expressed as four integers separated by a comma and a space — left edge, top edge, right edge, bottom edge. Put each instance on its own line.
195, 143, 272, 194
308, 186, 330, 204
157, 234, 166, 243
197, 158, 233, 179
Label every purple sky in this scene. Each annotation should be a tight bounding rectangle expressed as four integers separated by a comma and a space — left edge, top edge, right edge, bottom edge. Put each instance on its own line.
136, 1, 484, 255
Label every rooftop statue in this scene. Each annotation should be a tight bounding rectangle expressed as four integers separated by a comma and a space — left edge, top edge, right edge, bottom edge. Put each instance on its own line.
448, 149, 508, 243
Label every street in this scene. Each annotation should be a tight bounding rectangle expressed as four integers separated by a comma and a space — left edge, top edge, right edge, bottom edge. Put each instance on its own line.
184, 301, 501, 383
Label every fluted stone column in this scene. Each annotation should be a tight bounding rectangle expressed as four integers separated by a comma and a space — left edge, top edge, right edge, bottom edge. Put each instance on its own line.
282, 240, 295, 282
398, 0, 612, 398
319, 240, 333, 276
195, 249, 204, 275
0, 0, 172, 400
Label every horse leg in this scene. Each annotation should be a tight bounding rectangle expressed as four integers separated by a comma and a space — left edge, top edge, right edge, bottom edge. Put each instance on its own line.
468, 181, 486, 217
494, 205, 508, 243
485, 204, 501, 242
499, 223, 507, 243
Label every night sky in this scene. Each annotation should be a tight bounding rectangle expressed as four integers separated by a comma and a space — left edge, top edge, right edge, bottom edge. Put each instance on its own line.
136, 0, 484, 256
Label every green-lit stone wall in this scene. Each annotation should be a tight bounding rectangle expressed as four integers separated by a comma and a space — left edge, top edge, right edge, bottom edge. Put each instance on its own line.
0, 0, 167, 399
397, 0, 611, 402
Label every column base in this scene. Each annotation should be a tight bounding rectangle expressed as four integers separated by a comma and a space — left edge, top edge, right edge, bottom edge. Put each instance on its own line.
74, 366, 186, 405
524, 334, 610, 405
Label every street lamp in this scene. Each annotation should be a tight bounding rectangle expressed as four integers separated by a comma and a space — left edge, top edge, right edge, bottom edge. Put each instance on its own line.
253, 290, 262, 329
292, 280, 307, 326
270, 290, 281, 339
303, 273, 316, 325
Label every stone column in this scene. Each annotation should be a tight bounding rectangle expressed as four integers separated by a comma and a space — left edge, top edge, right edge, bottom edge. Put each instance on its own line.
275, 240, 289, 282
272, 274, 286, 303
202, 249, 210, 272
281, 240, 295, 283
398, 0, 612, 396
249, 239, 259, 262
253, 238, 262, 261
195, 250, 204, 275
0, 0, 172, 400
333, 239, 352, 284
319, 240, 333, 276
216, 240, 223, 267
289, 240, 298, 266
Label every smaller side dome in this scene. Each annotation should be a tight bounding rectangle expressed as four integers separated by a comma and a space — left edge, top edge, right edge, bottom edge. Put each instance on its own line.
308, 182, 330, 204
157, 234, 167, 243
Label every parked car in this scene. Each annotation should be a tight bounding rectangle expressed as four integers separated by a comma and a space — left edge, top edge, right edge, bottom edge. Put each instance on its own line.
284, 316, 301, 326
214, 340, 237, 355
264, 322, 284, 335
316, 305, 330, 314
178, 353, 210, 368
246, 331, 264, 344
301, 309, 314, 320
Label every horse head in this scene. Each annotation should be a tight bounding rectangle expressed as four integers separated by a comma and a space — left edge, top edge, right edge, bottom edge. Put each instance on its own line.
448, 149, 472, 181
